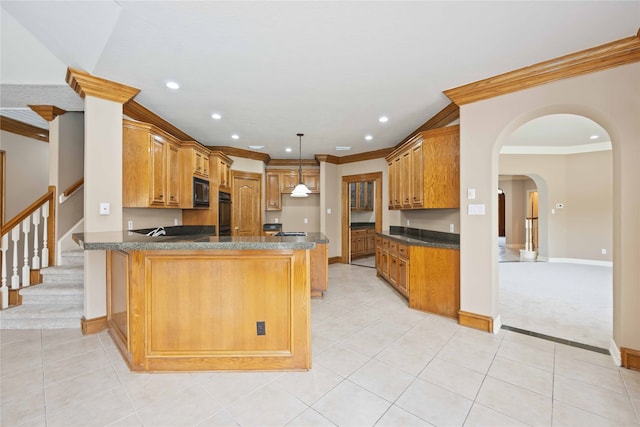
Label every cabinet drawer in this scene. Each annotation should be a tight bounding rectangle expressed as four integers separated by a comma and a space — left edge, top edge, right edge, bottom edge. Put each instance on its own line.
375, 236, 382, 247
398, 244, 409, 257
389, 241, 398, 253
382, 239, 390, 250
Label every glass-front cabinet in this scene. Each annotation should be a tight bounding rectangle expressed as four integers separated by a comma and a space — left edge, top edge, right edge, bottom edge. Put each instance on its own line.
350, 181, 373, 211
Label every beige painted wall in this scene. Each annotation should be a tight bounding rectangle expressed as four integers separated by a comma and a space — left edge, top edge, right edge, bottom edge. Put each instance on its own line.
0, 130, 49, 219
459, 62, 639, 353
320, 162, 340, 257
400, 209, 460, 234
56, 112, 85, 238
265, 194, 320, 233
500, 150, 612, 261
498, 176, 528, 247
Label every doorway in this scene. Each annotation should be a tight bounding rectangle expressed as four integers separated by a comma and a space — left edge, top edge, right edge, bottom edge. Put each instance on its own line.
349, 180, 376, 268
498, 114, 613, 350
340, 172, 382, 264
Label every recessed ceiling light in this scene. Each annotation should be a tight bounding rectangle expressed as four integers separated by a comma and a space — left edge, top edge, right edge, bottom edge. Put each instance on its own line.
365, 135, 373, 141
378, 116, 389, 123
335, 146, 351, 151
165, 81, 180, 90
248, 145, 264, 150
590, 135, 599, 139
285, 147, 293, 153
211, 113, 222, 120
231, 134, 239, 140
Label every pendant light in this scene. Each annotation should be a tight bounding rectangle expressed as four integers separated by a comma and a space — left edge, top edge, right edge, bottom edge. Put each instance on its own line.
291, 133, 311, 197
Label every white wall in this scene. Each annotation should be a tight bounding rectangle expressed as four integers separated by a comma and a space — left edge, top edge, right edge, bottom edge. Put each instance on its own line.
459, 62, 639, 351
1, 130, 49, 220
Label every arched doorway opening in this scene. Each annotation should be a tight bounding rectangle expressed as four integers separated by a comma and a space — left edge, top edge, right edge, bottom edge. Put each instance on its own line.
497, 113, 613, 350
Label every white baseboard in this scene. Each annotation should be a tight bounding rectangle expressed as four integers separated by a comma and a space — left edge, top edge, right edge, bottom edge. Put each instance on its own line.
548, 257, 613, 267
609, 338, 621, 366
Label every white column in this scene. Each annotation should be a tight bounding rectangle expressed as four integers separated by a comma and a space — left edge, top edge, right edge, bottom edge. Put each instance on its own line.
83, 95, 124, 321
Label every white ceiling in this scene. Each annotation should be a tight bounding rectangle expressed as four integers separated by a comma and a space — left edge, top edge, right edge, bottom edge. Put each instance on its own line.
1, 1, 637, 158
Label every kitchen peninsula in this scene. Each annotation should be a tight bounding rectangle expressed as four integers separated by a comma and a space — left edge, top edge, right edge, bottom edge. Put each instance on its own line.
74, 229, 328, 372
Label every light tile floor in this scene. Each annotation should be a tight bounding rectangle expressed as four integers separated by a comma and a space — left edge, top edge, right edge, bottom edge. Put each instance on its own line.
2, 263, 639, 427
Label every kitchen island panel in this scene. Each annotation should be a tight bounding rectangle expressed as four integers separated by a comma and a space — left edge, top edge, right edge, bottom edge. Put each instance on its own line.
109, 249, 311, 372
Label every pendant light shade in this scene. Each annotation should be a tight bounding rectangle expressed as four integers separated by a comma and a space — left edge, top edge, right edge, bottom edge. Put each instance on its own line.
291, 133, 311, 198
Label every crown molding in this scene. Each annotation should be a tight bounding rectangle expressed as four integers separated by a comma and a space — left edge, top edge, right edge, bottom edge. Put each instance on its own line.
0, 116, 49, 142
123, 100, 196, 142
315, 154, 339, 164
444, 31, 640, 106
336, 148, 394, 164
394, 102, 459, 149
66, 67, 140, 104
206, 146, 271, 163
28, 105, 67, 122
267, 159, 319, 167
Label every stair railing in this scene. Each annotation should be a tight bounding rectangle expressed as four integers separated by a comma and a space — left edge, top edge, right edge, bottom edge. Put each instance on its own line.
1, 186, 56, 309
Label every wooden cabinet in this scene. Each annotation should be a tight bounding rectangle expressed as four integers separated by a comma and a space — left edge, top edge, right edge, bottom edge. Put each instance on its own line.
351, 227, 375, 258
123, 120, 182, 208
216, 155, 232, 191
386, 125, 459, 210
265, 172, 281, 211
350, 181, 373, 210
265, 169, 320, 211
365, 228, 376, 253
375, 234, 459, 318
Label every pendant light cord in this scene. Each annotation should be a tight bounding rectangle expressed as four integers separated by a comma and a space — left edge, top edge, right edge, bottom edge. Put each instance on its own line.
297, 133, 304, 184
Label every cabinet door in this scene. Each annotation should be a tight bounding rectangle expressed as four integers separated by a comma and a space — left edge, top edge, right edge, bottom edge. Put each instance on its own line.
350, 183, 357, 208
387, 161, 395, 209
166, 143, 181, 206
401, 150, 412, 208
266, 172, 281, 210
150, 137, 166, 206
411, 141, 424, 208
381, 248, 389, 278
302, 170, 319, 192
397, 257, 409, 297
375, 245, 383, 274
393, 157, 402, 208
281, 172, 299, 193
366, 230, 375, 254
389, 253, 399, 287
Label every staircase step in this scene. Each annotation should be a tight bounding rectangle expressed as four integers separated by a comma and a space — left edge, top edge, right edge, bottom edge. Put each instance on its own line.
60, 249, 84, 266
0, 304, 82, 329
40, 265, 84, 284
20, 282, 83, 305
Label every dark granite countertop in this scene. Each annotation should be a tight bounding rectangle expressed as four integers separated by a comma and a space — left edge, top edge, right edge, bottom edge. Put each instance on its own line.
350, 222, 375, 230
73, 230, 328, 251
377, 226, 459, 250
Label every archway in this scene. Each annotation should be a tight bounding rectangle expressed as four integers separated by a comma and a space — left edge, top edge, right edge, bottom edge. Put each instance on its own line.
496, 113, 613, 349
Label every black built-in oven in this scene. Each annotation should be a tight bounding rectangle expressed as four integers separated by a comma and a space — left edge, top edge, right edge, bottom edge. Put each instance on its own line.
193, 177, 210, 208
218, 191, 231, 236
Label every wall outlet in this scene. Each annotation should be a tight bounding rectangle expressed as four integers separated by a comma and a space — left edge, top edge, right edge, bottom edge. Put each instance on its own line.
450, 224, 455, 233
256, 321, 266, 336
127, 220, 133, 230
407, 219, 410, 226
99, 202, 110, 215
601, 248, 607, 255
327, 208, 332, 214
275, 218, 279, 223
304, 218, 308, 224
174, 218, 179, 225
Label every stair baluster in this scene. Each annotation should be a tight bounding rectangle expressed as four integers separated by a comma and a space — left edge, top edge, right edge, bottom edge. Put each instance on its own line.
1, 235, 8, 309
42, 201, 49, 268
22, 218, 31, 287
32, 210, 41, 269
11, 226, 20, 289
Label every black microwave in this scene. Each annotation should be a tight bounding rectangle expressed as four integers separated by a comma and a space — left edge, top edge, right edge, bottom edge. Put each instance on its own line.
193, 177, 210, 208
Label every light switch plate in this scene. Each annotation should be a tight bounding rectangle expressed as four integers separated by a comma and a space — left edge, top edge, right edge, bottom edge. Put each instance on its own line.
467, 188, 476, 200
468, 204, 485, 215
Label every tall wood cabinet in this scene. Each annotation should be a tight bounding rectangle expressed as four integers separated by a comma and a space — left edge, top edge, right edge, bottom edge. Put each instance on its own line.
123, 120, 182, 208
386, 125, 459, 210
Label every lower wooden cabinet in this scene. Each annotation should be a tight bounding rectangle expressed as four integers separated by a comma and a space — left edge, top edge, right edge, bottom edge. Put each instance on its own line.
375, 235, 459, 318
351, 228, 375, 258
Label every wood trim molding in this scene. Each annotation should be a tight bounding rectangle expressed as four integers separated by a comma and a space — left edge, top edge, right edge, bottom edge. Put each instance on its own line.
621, 347, 640, 371
66, 67, 140, 104
444, 31, 640, 105
81, 315, 108, 335
123, 100, 197, 142
315, 154, 339, 164
207, 146, 271, 163
267, 158, 319, 167
328, 256, 341, 265
458, 310, 494, 333
0, 116, 49, 142
28, 105, 67, 122
394, 102, 459, 149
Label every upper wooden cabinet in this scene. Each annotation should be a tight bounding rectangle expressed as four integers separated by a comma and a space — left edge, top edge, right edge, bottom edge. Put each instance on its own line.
386, 125, 459, 210
216, 155, 232, 191
265, 169, 320, 211
350, 181, 373, 211
123, 120, 182, 208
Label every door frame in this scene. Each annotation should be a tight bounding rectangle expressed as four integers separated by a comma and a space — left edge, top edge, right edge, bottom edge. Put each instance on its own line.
341, 172, 382, 264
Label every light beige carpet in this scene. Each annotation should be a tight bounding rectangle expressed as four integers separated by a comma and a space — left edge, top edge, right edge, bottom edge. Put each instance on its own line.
499, 262, 612, 349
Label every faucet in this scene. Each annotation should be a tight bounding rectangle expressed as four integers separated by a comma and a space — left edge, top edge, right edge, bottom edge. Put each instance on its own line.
146, 226, 166, 237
